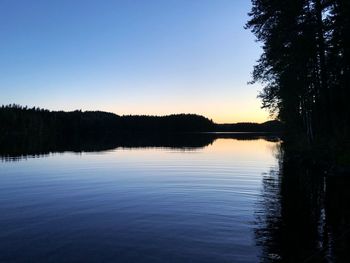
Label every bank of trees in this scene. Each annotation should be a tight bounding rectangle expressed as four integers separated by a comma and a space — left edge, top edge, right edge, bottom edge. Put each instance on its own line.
0, 104, 215, 137
0, 104, 282, 139
247, 0, 350, 143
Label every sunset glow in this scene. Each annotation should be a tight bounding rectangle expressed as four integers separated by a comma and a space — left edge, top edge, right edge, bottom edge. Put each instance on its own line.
0, 0, 267, 123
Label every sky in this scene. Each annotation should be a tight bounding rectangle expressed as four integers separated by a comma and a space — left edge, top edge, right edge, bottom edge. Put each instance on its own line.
0, 0, 269, 123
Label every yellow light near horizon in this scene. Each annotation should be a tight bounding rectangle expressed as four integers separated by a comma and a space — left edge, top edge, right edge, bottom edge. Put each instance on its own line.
205, 138, 278, 155
211, 109, 270, 124
108, 110, 269, 124
106, 101, 270, 124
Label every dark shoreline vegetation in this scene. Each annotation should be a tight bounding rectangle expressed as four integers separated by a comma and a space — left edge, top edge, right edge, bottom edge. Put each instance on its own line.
0, 104, 282, 159
246, 0, 350, 170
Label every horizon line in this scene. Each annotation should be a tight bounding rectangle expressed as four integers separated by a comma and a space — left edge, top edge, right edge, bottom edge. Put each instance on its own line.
1, 103, 275, 125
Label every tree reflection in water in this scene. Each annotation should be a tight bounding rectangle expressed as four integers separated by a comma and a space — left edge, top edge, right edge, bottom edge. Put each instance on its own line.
256, 144, 350, 263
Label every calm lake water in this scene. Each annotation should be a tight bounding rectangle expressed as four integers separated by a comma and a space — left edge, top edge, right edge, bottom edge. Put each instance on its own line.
1, 136, 349, 262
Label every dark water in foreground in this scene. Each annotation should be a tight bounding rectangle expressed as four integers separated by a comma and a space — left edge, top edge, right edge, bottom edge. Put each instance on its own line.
0, 135, 349, 262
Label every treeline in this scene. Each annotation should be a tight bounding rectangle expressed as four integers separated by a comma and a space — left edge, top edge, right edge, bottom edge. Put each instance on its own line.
216, 120, 283, 133
0, 104, 214, 137
0, 104, 281, 139
0, 104, 281, 158
247, 0, 350, 144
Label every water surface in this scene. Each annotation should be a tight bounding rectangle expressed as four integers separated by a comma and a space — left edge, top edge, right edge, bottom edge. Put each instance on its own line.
1, 136, 349, 262
0, 137, 279, 262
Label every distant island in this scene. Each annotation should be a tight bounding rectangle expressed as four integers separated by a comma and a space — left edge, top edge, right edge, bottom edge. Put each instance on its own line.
0, 104, 283, 137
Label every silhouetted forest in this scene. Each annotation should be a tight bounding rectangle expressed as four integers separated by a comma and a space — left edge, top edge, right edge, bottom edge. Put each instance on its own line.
0, 104, 214, 135
0, 104, 282, 158
0, 104, 281, 137
216, 120, 283, 133
247, 0, 350, 148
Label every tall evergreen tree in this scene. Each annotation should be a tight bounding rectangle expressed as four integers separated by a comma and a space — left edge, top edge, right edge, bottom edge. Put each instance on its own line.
247, 0, 350, 143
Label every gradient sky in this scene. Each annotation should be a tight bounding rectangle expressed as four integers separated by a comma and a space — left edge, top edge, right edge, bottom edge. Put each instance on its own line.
0, 0, 268, 123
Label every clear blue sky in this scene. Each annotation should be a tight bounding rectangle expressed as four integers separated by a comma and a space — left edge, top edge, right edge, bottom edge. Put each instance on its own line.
0, 0, 268, 123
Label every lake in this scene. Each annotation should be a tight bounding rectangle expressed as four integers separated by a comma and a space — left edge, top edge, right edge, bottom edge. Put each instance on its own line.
0, 135, 349, 262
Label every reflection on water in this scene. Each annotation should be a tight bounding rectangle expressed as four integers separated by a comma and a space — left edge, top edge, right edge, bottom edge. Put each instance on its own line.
255, 144, 350, 263
0, 133, 279, 161
0, 135, 277, 263
0, 135, 349, 262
